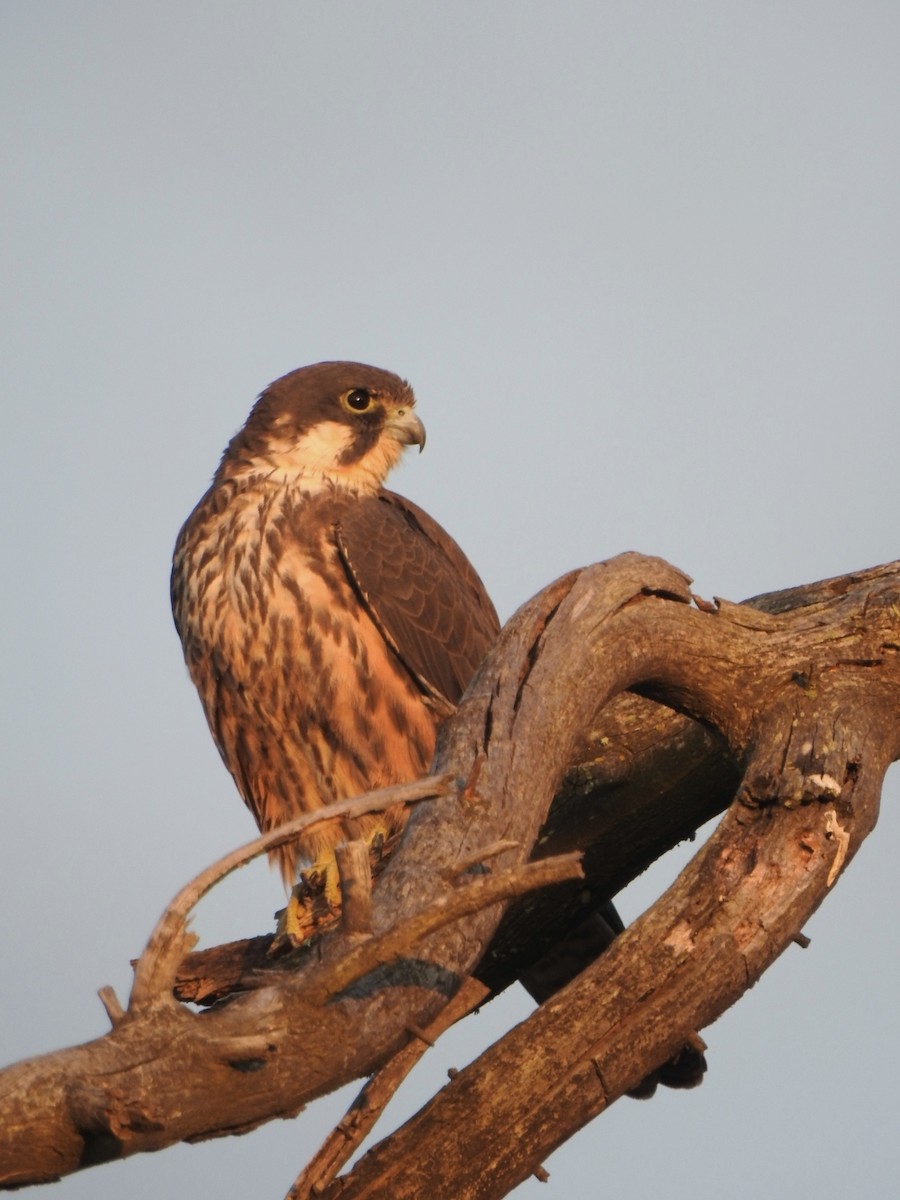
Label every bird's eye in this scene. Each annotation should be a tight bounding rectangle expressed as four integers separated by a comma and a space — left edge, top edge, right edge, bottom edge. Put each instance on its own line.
343, 389, 372, 413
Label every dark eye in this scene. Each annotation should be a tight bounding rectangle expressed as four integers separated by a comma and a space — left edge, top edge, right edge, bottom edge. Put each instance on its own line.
344, 389, 372, 412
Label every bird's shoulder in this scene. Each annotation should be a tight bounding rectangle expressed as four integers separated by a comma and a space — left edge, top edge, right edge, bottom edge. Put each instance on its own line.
174, 480, 500, 710
329, 488, 500, 708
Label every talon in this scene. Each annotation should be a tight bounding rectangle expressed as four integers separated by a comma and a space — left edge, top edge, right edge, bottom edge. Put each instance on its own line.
270, 817, 406, 952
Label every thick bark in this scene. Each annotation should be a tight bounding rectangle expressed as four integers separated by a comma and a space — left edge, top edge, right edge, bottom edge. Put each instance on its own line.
334, 742, 889, 1199
2, 554, 899, 1194
170, 566, 876, 1005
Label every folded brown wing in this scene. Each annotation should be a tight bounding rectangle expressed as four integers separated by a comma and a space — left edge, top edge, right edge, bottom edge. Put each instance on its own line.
335, 490, 500, 709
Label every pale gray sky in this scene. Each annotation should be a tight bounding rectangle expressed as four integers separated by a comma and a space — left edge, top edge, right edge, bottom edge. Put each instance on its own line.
3, 3, 900, 1197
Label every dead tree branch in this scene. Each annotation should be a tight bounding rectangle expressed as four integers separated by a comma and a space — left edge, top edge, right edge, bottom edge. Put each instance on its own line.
129, 776, 456, 1013
285, 976, 490, 1200
2, 554, 899, 1195
330, 742, 888, 1198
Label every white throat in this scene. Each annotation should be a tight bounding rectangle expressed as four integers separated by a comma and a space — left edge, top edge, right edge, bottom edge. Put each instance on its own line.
228, 420, 408, 494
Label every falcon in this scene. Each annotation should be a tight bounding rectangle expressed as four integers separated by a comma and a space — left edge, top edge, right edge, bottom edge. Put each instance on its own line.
171, 362, 499, 930
172, 366, 705, 1087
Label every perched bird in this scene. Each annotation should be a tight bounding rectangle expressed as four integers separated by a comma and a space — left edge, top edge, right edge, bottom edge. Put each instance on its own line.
172, 365, 705, 1087
171, 362, 499, 929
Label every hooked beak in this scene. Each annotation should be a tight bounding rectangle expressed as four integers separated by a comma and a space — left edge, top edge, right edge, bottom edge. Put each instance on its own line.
385, 407, 426, 452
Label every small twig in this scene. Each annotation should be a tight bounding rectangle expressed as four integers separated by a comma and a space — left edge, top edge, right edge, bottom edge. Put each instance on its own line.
460, 752, 487, 804
335, 841, 374, 936
128, 775, 456, 1013
285, 976, 489, 1200
308, 852, 584, 1005
97, 986, 125, 1028
444, 840, 520, 878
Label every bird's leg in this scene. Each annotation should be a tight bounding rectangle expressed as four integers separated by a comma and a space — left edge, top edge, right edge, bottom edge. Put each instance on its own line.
274, 810, 407, 948
274, 855, 343, 948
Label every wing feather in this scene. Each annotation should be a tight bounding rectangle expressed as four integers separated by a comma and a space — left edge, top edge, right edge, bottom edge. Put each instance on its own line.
335, 490, 499, 709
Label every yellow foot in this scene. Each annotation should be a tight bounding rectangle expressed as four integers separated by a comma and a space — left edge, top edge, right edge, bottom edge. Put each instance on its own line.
270, 862, 340, 953
268, 817, 404, 955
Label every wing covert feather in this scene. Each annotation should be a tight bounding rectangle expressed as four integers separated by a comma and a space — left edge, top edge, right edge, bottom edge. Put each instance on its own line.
335, 491, 499, 708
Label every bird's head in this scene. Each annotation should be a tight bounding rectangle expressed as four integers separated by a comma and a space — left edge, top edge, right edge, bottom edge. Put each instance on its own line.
217, 361, 426, 492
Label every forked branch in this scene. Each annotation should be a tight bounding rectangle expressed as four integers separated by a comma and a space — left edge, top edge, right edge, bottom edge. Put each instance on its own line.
2, 554, 899, 1195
